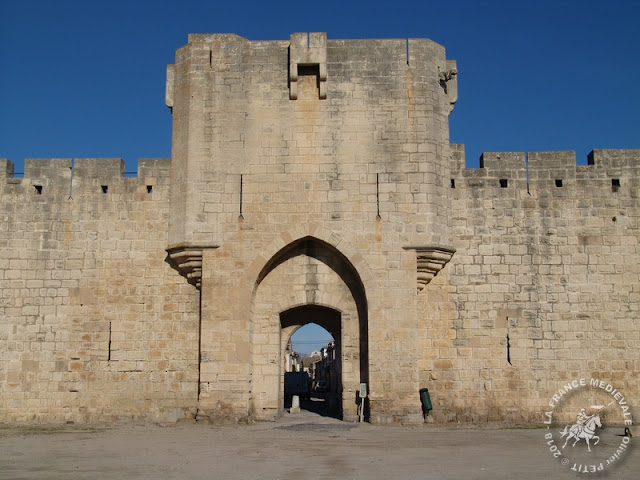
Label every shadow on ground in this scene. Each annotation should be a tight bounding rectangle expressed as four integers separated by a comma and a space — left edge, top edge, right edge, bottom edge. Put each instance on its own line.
283, 393, 342, 420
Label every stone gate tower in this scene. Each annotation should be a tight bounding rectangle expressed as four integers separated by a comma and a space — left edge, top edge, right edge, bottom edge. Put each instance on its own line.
164, 33, 458, 423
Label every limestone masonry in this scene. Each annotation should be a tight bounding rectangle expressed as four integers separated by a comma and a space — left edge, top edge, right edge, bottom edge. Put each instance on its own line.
1, 33, 638, 425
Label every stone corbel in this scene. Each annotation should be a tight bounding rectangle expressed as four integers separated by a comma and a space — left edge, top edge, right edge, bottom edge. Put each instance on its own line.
438, 60, 458, 114
165, 64, 175, 111
403, 245, 456, 292
166, 244, 219, 290
289, 32, 327, 100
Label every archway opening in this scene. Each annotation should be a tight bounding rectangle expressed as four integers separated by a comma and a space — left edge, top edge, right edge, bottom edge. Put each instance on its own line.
288, 322, 336, 416
251, 235, 370, 422
290, 323, 334, 365
291, 323, 335, 356
281, 307, 341, 418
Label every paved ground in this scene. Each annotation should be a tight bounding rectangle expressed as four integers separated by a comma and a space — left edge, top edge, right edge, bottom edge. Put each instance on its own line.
1, 406, 636, 479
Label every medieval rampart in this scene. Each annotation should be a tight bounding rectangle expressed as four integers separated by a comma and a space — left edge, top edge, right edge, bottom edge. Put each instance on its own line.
418, 148, 639, 423
1, 149, 637, 424
1, 31, 638, 426
0, 158, 200, 423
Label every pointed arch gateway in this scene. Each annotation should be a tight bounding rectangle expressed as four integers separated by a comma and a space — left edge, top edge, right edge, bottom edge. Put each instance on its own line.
250, 235, 369, 421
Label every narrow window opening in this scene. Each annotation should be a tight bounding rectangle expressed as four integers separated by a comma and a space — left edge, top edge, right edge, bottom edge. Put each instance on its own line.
555, 179, 563, 187
612, 179, 620, 192
146, 185, 153, 194
450, 179, 455, 188
69, 159, 74, 200
499, 179, 508, 188
525, 152, 530, 195
238, 174, 244, 220
34, 185, 43, 194
108, 322, 112, 361
376, 173, 381, 220
101, 185, 108, 194
406, 38, 410, 65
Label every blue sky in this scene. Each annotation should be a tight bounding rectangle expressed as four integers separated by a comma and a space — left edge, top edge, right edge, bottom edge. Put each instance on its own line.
1, 0, 639, 353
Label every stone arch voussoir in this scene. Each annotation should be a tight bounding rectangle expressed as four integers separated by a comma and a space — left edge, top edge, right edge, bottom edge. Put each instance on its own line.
244, 223, 376, 296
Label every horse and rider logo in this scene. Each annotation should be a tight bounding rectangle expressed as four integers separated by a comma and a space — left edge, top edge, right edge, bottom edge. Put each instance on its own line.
543, 378, 633, 473
559, 403, 611, 452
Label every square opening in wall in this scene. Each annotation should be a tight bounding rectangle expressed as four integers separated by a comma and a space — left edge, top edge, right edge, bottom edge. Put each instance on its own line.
499, 179, 508, 188
612, 179, 620, 192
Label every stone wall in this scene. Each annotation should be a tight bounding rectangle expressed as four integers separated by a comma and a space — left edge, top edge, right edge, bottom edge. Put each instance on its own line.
0, 158, 200, 423
417, 147, 640, 423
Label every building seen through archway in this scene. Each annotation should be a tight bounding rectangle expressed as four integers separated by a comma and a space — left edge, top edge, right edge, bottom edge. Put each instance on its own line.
286, 323, 339, 417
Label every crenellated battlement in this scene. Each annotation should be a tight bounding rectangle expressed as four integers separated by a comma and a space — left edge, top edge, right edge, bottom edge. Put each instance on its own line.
0, 157, 171, 195
1, 157, 171, 179
451, 147, 640, 191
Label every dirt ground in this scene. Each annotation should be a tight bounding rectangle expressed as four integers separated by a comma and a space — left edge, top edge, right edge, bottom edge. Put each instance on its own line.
1, 405, 636, 480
